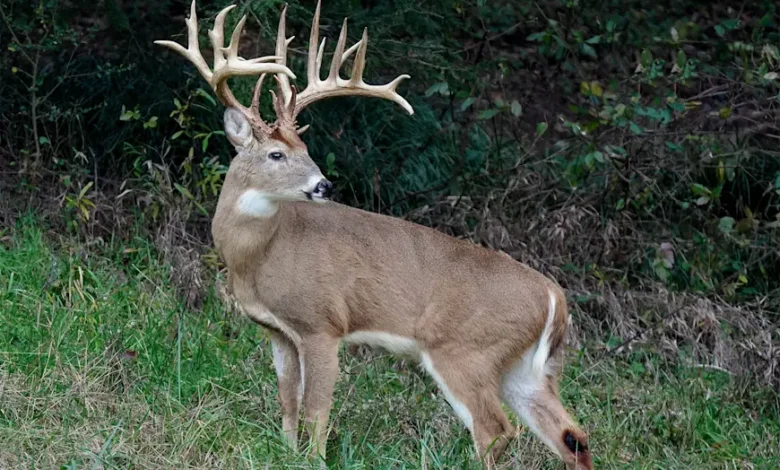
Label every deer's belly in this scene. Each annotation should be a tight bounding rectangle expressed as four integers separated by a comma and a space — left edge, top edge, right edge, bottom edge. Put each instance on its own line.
342, 330, 421, 359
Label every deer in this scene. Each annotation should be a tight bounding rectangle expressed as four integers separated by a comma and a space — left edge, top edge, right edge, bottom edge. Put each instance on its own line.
155, 1, 592, 469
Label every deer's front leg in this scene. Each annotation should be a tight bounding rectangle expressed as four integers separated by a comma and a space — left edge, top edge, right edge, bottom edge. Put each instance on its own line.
300, 334, 340, 463
270, 331, 302, 450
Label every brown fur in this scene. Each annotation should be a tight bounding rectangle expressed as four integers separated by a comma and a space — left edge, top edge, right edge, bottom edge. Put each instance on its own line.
268, 125, 306, 150
211, 111, 592, 468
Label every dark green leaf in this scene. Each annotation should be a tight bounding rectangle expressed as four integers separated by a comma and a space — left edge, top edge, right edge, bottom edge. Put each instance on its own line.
640, 49, 653, 67
665, 141, 683, 152
676, 50, 686, 67
477, 109, 500, 120
718, 216, 735, 234
174, 183, 194, 200
510, 100, 522, 117
460, 97, 476, 111
425, 82, 449, 97
690, 183, 711, 197
195, 89, 216, 107
581, 43, 597, 58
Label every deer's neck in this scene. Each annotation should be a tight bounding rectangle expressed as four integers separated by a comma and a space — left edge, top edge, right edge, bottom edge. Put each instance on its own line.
212, 171, 283, 273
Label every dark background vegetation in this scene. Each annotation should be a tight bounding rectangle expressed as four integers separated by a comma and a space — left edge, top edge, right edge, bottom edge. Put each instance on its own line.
1, 0, 779, 390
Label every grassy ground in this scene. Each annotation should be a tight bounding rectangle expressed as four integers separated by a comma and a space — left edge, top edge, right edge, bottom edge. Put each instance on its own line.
1, 217, 779, 469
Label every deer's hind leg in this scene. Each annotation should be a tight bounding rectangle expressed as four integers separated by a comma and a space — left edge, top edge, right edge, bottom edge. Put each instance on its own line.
500, 350, 591, 470
270, 330, 302, 450
420, 350, 516, 467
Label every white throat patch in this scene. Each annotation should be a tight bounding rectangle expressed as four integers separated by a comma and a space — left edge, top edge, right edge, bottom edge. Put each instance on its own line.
237, 189, 279, 218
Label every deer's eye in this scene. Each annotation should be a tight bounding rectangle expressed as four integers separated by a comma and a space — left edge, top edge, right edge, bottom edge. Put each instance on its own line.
268, 151, 285, 161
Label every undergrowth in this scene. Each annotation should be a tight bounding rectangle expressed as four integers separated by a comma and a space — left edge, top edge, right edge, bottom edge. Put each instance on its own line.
2, 0, 778, 306
1, 218, 778, 468
1, 0, 780, 464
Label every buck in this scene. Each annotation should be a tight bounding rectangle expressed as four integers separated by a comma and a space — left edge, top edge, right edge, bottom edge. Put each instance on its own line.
156, 1, 592, 468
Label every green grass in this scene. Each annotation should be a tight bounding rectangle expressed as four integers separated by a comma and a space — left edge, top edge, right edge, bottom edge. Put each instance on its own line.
1, 218, 779, 469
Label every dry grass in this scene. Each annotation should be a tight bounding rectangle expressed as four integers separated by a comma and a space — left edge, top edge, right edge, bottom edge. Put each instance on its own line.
1, 218, 779, 469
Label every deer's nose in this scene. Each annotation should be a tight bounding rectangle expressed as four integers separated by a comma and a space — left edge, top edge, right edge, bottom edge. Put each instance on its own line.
313, 179, 333, 198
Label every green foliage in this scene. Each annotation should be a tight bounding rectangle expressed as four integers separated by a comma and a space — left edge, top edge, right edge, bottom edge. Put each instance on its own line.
1, 0, 780, 457
1, 220, 779, 467
0, 0, 778, 303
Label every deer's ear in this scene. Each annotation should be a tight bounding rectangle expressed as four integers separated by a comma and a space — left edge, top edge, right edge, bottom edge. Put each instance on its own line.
224, 108, 254, 149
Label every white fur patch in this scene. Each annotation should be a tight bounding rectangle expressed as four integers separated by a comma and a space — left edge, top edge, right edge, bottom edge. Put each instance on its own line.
501, 346, 543, 405
500, 292, 561, 457
237, 189, 279, 217
532, 289, 557, 376
297, 372, 304, 406
272, 340, 287, 378
500, 348, 560, 455
421, 352, 474, 433
298, 356, 305, 404
343, 331, 421, 358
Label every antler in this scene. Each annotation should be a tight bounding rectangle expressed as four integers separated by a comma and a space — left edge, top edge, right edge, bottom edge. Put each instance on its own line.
155, 0, 296, 135
273, 0, 414, 128
157, 0, 412, 138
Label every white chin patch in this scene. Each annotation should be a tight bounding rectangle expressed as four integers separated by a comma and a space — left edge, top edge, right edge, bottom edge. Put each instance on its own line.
237, 189, 279, 217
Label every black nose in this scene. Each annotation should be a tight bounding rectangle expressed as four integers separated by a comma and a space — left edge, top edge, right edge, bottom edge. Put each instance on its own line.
314, 179, 333, 198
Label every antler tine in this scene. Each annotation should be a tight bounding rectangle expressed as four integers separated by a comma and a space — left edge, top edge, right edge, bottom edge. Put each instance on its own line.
270, 76, 298, 128
342, 41, 362, 63
154, 0, 212, 83
208, 5, 234, 70
246, 74, 276, 135
315, 38, 327, 77
251, 74, 267, 114
224, 13, 248, 62
327, 18, 349, 83
306, 0, 323, 87
275, 5, 296, 107
210, 9, 293, 88
349, 28, 368, 85
288, 0, 414, 119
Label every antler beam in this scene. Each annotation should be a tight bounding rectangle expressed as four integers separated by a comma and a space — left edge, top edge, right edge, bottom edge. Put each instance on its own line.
155, 0, 296, 134
273, 0, 414, 124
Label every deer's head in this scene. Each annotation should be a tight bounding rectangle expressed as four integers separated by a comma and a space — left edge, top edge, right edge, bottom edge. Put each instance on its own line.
156, 0, 413, 209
